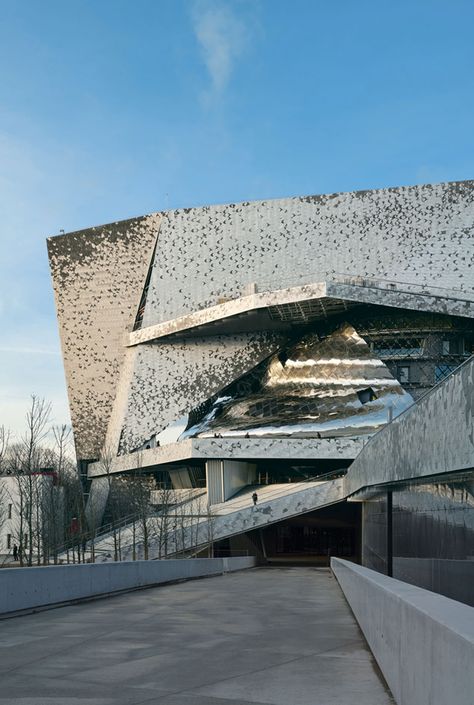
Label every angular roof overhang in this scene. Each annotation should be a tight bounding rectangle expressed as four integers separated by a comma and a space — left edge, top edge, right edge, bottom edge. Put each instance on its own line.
128, 275, 474, 345
87, 436, 365, 478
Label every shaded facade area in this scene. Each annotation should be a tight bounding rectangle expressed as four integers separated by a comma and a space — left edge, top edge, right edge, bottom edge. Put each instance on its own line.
362, 472, 474, 606
221, 501, 361, 566
345, 354, 474, 608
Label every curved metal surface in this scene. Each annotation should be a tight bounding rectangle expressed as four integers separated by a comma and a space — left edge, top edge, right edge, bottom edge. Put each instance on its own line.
183, 324, 413, 439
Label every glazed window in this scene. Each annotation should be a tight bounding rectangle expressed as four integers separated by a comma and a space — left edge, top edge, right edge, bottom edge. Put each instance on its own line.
398, 366, 410, 384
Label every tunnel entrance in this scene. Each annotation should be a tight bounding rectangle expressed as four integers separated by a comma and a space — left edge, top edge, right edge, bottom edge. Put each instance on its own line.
263, 502, 361, 565
222, 501, 361, 566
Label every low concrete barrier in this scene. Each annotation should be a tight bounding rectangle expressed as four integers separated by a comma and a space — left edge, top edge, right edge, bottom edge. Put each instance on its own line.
0, 556, 256, 616
331, 558, 474, 705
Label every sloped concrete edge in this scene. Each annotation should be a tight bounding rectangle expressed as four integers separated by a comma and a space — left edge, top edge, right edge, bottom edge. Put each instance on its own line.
0, 556, 256, 617
331, 558, 474, 705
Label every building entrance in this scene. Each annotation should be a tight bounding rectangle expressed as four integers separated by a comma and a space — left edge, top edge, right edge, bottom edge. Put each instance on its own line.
258, 502, 361, 565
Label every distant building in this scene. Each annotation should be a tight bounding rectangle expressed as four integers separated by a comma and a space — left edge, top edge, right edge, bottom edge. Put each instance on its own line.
0, 472, 63, 564
48, 181, 474, 604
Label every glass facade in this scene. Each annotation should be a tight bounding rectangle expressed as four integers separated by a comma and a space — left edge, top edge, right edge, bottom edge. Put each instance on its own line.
362, 472, 474, 606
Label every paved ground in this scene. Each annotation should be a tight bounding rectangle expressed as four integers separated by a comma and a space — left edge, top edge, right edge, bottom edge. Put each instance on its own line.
0, 567, 394, 705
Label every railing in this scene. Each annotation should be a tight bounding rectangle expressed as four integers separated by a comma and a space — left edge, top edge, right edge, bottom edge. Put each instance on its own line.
53, 469, 348, 563
56, 489, 209, 558
353, 353, 474, 448
253, 271, 474, 302
213, 471, 347, 514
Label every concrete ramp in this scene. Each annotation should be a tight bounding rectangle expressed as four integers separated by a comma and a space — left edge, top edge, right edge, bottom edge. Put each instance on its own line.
92, 478, 344, 561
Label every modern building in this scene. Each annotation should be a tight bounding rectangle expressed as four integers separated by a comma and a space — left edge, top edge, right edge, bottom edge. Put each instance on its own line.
0, 472, 63, 564
48, 180, 474, 604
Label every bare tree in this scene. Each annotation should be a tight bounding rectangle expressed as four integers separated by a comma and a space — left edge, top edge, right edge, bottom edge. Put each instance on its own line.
62, 470, 86, 564
0, 425, 10, 472
40, 426, 72, 564
117, 452, 146, 559
0, 398, 84, 568
107, 476, 135, 561
13, 396, 52, 565
0, 426, 11, 563
0, 480, 8, 565
131, 476, 153, 560
205, 500, 216, 558
153, 485, 175, 558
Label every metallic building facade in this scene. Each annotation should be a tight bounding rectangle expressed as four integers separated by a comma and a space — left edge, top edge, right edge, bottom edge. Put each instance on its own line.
48, 180, 474, 604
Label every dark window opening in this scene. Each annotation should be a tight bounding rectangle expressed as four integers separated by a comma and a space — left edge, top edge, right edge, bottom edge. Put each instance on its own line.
398, 366, 410, 384
373, 338, 424, 357
357, 387, 377, 404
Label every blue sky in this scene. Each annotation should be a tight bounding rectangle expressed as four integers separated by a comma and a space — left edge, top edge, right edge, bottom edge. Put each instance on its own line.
0, 0, 473, 437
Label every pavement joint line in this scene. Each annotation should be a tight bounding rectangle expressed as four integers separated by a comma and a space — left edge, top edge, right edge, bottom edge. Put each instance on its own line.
130, 692, 263, 705
0, 594, 359, 680
132, 692, 265, 705
125, 639, 365, 704
0, 568, 393, 704
0, 617, 145, 678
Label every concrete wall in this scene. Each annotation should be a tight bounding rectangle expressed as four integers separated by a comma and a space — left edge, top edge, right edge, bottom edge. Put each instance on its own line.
345, 356, 474, 494
331, 558, 474, 705
0, 556, 256, 616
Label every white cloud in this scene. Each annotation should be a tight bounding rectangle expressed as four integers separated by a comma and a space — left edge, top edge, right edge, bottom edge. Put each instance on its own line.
191, 1, 253, 98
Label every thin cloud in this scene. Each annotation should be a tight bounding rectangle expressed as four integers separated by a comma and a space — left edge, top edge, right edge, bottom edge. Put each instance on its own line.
191, 1, 253, 98
0, 346, 60, 356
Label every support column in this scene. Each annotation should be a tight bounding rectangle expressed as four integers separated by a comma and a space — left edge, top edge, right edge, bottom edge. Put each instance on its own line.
206, 460, 225, 505
387, 491, 393, 577
206, 460, 257, 505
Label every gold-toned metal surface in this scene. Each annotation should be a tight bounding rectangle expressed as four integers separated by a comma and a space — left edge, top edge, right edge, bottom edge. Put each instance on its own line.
183, 324, 413, 439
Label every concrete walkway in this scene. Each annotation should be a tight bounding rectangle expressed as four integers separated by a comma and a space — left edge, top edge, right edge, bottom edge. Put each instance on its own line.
0, 567, 394, 705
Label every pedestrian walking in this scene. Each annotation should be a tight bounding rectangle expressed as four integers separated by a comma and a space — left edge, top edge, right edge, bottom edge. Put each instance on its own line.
252, 492, 258, 507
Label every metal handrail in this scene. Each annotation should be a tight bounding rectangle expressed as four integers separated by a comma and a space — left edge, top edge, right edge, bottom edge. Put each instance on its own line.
63, 467, 347, 562
254, 271, 474, 301
354, 353, 474, 449
55, 489, 208, 557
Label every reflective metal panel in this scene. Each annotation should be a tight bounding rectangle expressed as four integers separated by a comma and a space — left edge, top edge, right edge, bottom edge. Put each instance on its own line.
362, 496, 389, 575
361, 475, 474, 606
183, 324, 413, 439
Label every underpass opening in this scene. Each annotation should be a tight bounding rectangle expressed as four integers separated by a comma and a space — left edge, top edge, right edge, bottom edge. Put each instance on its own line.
219, 500, 361, 566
